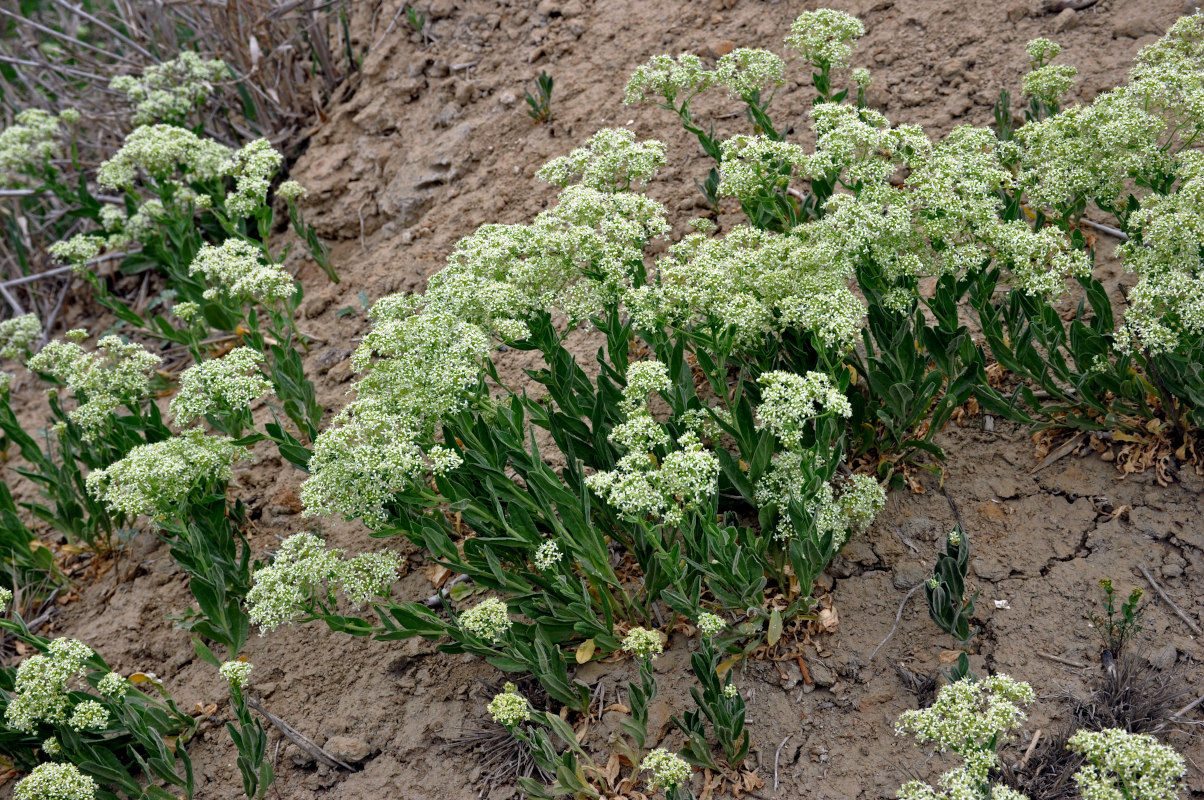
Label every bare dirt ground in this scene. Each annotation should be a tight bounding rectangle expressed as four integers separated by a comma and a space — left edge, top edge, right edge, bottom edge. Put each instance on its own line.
8, 0, 1204, 798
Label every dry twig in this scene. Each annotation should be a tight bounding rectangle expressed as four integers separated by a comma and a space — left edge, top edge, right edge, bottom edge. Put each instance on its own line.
245, 695, 356, 772
1138, 563, 1203, 636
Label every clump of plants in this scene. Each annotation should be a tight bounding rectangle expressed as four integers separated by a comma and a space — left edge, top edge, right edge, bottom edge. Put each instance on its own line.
896, 673, 1188, 800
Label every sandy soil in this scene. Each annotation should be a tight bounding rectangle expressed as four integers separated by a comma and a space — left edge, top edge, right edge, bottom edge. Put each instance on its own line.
6, 0, 1204, 798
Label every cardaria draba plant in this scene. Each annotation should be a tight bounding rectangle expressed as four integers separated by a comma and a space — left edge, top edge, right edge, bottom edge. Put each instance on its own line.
1068, 728, 1185, 800
110, 52, 229, 127
895, 675, 1036, 800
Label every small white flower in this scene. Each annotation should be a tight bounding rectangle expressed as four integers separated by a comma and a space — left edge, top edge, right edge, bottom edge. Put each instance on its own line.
459, 598, 512, 642
697, 612, 726, 639
642, 748, 691, 790
487, 683, 531, 727
14, 763, 96, 800
68, 699, 109, 731
621, 627, 663, 660
534, 540, 562, 570
219, 660, 253, 688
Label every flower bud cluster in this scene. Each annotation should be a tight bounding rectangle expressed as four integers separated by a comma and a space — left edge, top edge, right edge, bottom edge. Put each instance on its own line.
169, 346, 273, 427
0, 313, 40, 361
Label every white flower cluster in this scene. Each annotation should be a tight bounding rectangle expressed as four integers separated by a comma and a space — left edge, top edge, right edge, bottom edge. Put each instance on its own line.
5, 638, 101, 734
1022, 63, 1078, 111
111, 52, 227, 126
97, 671, 129, 699
0, 586, 11, 609
1015, 15, 1204, 352
1021, 37, 1077, 111
487, 682, 531, 727
697, 612, 725, 638
459, 598, 512, 642
225, 139, 283, 217
85, 428, 248, 518
97, 124, 230, 189
48, 235, 105, 272
538, 128, 667, 191
173, 301, 202, 324
277, 180, 307, 201
622, 626, 664, 659
69, 699, 109, 730
533, 540, 563, 570
756, 371, 850, 444
300, 399, 464, 527
98, 199, 168, 250
0, 109, 67, 185
27, 332, 161, 439
784, 9, 865, 71
586, 429, 719, 526
169, 346, 273, 426
623, 53, 714, 106
896, 675, 1035, 800
14, 763, 96, 800
714, 48, 786, 99
189, 238, 295, 305
586, 360, 720, 525
642, 748, 691, 790
717, 135, 808, 201
219, 660, 253, 688
1068, 729, 1185, 800
246, 533, 400, 632
304, 141, 673, 525
1113, 151, 1204, 353
754, 451, 884, 542
0, 313, 40, 360
632, 223, 864, 352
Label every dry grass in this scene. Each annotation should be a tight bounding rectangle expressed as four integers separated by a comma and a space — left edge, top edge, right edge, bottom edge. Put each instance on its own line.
999, 647, 1199, 800
0, 0, 367, 324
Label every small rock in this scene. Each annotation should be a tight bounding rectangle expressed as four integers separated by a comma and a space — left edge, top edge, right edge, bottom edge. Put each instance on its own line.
781, 662, 802, 690
1004, 1, 1027, 21
1113, 16, 1161, 39
1053, 8, 1080, 33
267, 487, 303, 516
303, 294, 333, 320
497, 90, 517, 107
322, 735, 374, 765
809, 658, 837, 687
940, 58, 968, 81
945, 93, 972, 118
1161, 556, 1185, 579
893, 562, 929, 590
287, 744, 316, 768
560, 0, 586, 18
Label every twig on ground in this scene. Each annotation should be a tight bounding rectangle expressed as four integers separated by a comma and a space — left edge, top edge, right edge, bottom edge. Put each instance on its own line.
1013, 728, 1043, 771
246, 695, 356, 771
1037, 651, 1088, 669
1079, 217, 1128, 241
1160, 694, 1204, 731
869, 582, 926, 664
1138, 563, 1203, 636
773, 735, 791, 792
1031, 432, 1087, 474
